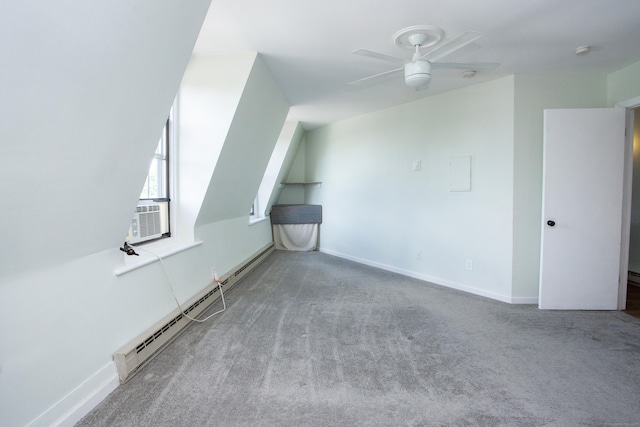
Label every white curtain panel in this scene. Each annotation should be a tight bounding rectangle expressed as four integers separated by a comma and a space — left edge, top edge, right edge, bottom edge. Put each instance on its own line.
273, 224, 318, 251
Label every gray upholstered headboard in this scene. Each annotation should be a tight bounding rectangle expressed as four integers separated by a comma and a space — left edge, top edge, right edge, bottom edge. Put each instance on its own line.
270, 204, 322, 224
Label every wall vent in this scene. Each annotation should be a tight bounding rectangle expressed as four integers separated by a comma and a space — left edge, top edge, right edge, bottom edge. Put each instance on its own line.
113, 243, 275, 383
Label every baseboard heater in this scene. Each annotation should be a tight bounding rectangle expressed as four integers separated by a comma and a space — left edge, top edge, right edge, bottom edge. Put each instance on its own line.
113, 243, 275, 384
628, 270, 640, 286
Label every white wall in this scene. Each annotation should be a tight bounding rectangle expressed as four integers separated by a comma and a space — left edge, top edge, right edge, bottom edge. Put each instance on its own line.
304, 77, 517, 301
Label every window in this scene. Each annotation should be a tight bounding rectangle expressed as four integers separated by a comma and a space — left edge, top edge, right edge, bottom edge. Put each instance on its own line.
126, 114, 172, 245
140, 117, 169, 200
250, 194, 259, 217
250, 195, 265, 223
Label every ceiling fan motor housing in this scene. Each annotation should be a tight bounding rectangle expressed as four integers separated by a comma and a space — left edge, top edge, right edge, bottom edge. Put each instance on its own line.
404, 60, 432, 87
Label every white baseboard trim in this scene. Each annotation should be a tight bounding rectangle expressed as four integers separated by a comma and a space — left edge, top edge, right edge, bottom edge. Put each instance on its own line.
27, 362, 119, 427
320, 248, 537, 305
510, 296, 539, 305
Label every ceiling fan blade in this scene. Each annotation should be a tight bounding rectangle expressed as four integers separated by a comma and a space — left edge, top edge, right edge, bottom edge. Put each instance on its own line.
432, 62, 500, 70
349, 67, 403, 85
352, 48, 407, 65
420, 31, 482, 63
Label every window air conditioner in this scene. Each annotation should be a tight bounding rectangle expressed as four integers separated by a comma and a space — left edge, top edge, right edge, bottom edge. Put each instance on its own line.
128, 203, 163, 244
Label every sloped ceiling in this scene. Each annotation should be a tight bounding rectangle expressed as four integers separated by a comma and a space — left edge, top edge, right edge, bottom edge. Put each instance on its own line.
193, 0, 640, 129
0, 0, 211, 276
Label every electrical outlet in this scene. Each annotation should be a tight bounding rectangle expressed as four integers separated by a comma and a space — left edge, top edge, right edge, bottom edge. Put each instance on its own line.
465, 259, 473, 270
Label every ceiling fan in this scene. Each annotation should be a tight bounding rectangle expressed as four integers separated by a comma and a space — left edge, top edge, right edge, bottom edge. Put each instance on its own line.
350, 25, 499, 89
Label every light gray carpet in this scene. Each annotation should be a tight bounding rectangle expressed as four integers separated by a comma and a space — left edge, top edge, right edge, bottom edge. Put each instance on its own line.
79, 251, 640, 426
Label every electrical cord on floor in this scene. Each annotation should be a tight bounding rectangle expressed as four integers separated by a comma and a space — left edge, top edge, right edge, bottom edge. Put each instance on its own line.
126, 244, 226, 323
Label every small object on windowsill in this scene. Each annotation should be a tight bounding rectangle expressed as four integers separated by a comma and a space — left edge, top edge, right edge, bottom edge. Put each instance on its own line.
280, 181, 322, 187
120, 242, 139, 256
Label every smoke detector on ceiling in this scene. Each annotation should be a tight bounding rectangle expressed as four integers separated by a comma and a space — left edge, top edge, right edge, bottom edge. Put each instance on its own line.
575, 46, 591, 56
462, 69, 477, 78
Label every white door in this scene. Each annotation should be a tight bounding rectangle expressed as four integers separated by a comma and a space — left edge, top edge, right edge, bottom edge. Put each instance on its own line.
539, 108, 627, 310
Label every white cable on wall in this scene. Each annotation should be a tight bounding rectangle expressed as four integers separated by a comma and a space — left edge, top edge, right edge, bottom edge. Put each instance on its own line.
133, 246, 226, 323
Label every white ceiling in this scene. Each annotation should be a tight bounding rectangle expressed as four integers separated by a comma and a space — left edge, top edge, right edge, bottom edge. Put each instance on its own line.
193, 0, 640, 129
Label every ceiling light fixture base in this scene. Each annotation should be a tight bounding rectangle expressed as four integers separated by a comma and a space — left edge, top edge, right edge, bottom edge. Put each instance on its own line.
393, 25, 444, 49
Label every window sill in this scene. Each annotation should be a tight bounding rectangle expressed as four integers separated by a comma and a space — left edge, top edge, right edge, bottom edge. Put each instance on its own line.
249, 216, 270, 226
114, 240, 203, 276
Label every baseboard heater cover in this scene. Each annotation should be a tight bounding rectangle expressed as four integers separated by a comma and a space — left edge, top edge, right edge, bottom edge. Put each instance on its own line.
113, 243, 275, 384
628, 270, 640, 286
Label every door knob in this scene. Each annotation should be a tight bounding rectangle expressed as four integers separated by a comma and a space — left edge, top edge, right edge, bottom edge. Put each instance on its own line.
547, 220, 556, 227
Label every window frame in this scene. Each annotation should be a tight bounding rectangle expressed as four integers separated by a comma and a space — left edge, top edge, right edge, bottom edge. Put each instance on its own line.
129, 114, 172, 245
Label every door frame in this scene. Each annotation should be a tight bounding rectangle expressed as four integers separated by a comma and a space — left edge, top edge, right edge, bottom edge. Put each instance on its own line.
616, 96, 640, 309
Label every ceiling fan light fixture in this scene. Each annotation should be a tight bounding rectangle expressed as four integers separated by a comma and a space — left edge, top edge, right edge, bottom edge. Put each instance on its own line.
350, 28, 498, 89
405, 61, 432, 87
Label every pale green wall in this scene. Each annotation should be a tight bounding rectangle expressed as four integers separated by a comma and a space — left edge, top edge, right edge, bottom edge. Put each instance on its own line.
0, 16, 291, 427
196, 216, 274, 276
2, 12, 637, 424
262, 122, 306, 214
607, 60, 640, 273
277, 139, 307, 204
196, 54, 289, 226
629, 109, 640, 273
607, 59, 640, 106
304, 77, 516, 301
512, 74, 607, 299
301, 73, 612, 303
178, 53, 257, 242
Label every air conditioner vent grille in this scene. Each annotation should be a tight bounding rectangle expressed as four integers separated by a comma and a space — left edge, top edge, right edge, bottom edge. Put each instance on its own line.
129, 202, 163, 243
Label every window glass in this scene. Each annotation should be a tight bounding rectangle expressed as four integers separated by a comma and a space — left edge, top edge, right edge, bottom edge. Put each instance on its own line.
126, 116, 171, 245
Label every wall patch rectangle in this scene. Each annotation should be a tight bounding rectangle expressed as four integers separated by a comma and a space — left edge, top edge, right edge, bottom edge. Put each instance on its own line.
449, 155, 471, 192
